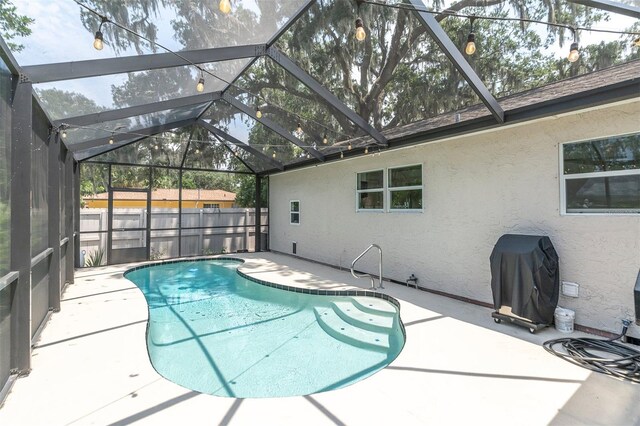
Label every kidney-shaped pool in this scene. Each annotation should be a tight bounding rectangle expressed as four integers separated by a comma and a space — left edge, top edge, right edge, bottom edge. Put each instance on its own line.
124, 259, 405, 398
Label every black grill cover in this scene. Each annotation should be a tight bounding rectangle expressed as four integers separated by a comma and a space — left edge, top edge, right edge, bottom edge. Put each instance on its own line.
490, 234, 559, 324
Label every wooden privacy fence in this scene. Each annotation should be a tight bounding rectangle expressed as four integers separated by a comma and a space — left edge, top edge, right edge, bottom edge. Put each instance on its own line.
79, 208, 269, 265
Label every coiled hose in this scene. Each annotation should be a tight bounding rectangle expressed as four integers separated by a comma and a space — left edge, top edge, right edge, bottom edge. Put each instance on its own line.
543, 322, 640, 384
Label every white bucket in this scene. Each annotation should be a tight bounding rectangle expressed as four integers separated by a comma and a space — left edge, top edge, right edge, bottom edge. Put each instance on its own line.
554, 307, 575, 333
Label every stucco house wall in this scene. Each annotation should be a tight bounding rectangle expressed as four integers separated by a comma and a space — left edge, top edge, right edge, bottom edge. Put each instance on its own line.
268, 99, 640, 337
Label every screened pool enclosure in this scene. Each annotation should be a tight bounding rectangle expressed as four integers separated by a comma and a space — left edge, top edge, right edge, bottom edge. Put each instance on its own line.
1, 0, 639, 404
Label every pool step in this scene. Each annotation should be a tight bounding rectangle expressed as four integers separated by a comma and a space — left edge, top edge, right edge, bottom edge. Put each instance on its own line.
331, 300, 395, 333
314, 306, 390, 352
351, 296, 397, 317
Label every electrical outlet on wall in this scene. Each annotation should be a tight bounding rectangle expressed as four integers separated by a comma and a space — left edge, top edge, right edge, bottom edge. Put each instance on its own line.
561, 281, 579, 297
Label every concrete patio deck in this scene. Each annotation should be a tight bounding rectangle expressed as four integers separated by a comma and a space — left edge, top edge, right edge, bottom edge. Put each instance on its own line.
0, 252, 638, 425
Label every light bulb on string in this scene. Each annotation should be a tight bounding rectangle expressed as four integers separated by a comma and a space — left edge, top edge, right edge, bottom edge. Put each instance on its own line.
364, 147, 369, 154
195, 147, 200, 154
464, 17, 476, 56
347, 143, 352, 150
272, 152, 276, 158
355, 18, 366, 41
322, 134, 328, 144
196, 71, 205, 92
634, 37, 640, 47
219, 0, 231, 14
340, 151, 344, 159
296, 122, 302, 134
93, 17, 108, 50
568, 28, 580, 63
568, 42, 580, 63
256, 107, 262, 119
108, 133, 114, 145
93, 31, 104, 50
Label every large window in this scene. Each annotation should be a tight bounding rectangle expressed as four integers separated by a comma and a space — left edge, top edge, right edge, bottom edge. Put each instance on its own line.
561, 133, 640, 214
356, 170, 384, 211
357, 165, 423, 212
388, 164, 423, 211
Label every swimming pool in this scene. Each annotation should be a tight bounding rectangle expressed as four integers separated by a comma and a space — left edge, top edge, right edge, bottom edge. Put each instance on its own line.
124, 259, 405, 398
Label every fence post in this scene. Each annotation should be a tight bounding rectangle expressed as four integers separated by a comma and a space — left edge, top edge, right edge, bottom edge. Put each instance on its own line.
198, 209, 204, 254
255, 175, 262, 252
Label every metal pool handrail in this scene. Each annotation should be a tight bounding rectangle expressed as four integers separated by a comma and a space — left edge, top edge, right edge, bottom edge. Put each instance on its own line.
350, 244, 384, 290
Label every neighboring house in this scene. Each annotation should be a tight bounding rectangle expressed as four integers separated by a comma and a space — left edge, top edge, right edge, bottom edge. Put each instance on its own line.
83, 188, 236, 208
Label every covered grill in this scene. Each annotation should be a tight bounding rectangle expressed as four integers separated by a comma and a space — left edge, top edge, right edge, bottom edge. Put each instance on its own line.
490, 234, 559, 333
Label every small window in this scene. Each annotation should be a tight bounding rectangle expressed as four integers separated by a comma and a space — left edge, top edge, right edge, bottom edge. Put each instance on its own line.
388, 164, 423, 211
356, 170, 384, 211
561, 133, 639, 214
203, 203, 220, 208
290, 200, 300, 224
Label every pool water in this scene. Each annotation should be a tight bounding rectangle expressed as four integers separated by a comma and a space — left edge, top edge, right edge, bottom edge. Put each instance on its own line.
125, 259, 404, 398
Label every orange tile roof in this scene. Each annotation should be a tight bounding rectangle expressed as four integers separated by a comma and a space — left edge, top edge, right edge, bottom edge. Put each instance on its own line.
85, 188, 236, 201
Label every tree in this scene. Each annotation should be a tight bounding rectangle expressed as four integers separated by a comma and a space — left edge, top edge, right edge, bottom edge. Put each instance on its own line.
234, 175, 268, 208
0, 0, 33, 52
36, 88, 107, 120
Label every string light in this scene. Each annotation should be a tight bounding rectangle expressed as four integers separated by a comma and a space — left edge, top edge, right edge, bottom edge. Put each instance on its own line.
195, 148, 200, 154
219, 0, 231, 14
272, 152, 276, 158
296, 122, 303, 134
340, 151, 344, 159
568, 42, 580, 62
322, 134, 328, 144
61, 129, 67, 139
108, 134, 114, 144
364, 147, 369, 154
256, 107, 263, 119
196, 71, 205, 92
355, 18, 366, 41
465, 17, 476, 56
348, 143, 352, 150
635, 37, 640, 47
93, 17, 108, 50
568, 29, 580, 63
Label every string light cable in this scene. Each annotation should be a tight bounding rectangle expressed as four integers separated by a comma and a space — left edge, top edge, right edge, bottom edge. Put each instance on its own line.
63, 123, 358, 160
361, 0, 640, 40
59, 122, 356, 154
67, 0, 640, 153
543, 320, 640, 384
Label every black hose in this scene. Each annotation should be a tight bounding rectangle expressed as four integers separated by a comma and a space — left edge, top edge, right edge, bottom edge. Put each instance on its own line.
543, 333, 640, 383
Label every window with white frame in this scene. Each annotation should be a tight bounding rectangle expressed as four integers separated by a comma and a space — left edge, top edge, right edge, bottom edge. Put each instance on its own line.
290, 200, 300, 224
561, 133, 639, 214
388, 164, 423, 211
356, 170, 384, 211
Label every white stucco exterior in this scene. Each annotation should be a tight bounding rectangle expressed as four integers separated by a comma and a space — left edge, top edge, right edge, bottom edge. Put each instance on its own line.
268, 99, 640, 337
